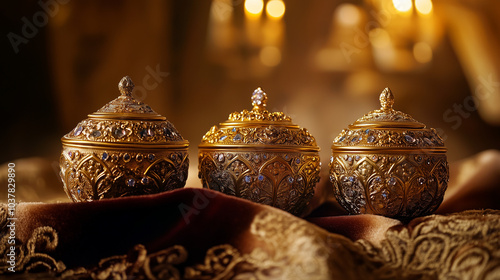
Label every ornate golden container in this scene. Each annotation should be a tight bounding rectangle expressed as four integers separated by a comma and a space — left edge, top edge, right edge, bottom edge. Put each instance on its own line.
330, 88, 449, 219
60, 76, 189, 202
198, 88, 321, 215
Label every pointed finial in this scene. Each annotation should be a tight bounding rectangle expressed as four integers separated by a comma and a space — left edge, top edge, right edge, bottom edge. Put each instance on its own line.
251, 87, 267, 110
379, 87, 394, 110
118, 76, 135, 97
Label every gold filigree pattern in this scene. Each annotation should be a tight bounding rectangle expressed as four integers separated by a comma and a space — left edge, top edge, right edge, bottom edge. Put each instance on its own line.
333, 128, 445, 148
60, 148, 189, 202
330, 153, 448, 219
65, 119, 185, 143
227, 110, 292, 122
201, 125, 317, 147
198, 151, 320, 215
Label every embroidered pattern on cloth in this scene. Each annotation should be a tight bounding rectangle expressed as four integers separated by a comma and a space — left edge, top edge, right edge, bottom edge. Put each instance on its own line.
0, 206, 65, 273
1, 205, 500, 279
357, 209, 500, 279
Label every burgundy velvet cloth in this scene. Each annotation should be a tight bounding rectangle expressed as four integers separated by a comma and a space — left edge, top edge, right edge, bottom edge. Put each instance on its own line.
3, 150, 500, 275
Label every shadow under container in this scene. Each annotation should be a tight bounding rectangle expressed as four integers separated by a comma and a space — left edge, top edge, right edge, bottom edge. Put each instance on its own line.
60, 76, 189, 202
198, 88, 321, 216
329, 88, 449, 220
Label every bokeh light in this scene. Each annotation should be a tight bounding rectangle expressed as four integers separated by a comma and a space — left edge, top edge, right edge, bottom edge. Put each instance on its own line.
266, 0, 285, 19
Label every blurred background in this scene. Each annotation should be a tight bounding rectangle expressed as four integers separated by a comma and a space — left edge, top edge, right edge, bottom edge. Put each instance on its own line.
1, 0, 500, 201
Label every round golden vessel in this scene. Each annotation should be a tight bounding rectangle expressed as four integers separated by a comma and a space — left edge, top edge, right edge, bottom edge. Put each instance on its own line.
60, 76, 189, 202
198, 88, 321, 215
330, 88, 448, 219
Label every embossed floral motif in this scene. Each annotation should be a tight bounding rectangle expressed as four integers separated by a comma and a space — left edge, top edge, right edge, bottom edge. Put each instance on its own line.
330, 153, 448, 219
201, 125, 317, 147
333, 128, 445, 148
60, 148, 189, 202
65, 119, 185, 143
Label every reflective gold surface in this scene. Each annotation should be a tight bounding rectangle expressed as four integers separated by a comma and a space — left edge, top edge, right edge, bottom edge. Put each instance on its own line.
60, 77, 189, 202
330, 88, 449, 219
199, 88, 320, 215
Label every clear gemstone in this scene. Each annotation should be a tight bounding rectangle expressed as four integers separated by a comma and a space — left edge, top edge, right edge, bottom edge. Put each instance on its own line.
382, 190, 388, 199
102, 152, 109, 161
365, 129, 371, 134
258, 174, 264, 181
148, 154, 155, 161
424, 137, 433, 145
296, 158, 301, 164
244, 176, 252, 183
338, 136, 345, 142
232, 127, 237, 132
74, 126, 83, 136
374, 176, 381, 182
127, 179, 136, 187
288, 177, 294, 184
141, 177, 150, 185
164, 128, 172, 137
348, 176, 356, 182
418, 177, 426, 185
91, 130, 102, 137
136, 154, 143, 162
388, 177, 397, 186
123, 153, 131, 161
355, 155, 361, 161
140, 128, 154, 138
113, 128, 126, 139
251, 88, 265, 105
233, 134, 242, 141
220, 135, 227, 141
218, 154, 225, 162
405, 135, 416, 144
367, 135, 376, 143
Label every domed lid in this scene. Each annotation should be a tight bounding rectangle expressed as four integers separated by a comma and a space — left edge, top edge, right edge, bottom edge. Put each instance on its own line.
332, 87, 446, 153
62, 76, 188, 148
199, 88, 319, 151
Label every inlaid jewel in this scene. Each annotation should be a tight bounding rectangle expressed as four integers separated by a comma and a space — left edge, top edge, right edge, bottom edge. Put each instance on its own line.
113, 128, 127, 139
91, 130, 102, 137
74, 126, 83, 136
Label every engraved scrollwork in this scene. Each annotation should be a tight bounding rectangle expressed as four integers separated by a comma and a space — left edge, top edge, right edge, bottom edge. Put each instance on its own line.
201, 125, 317, 147
65, 119, 184, 143
198, 151, 320, 215
329, 153, 448, 219
333, 128, 445, 148
60, 147, 189, 202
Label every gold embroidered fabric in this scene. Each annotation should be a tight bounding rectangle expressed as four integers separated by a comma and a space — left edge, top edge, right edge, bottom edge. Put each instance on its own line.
1, 204, 500, 279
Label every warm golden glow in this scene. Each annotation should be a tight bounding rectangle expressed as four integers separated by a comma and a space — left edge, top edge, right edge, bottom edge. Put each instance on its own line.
266, 0, 285, 19
369, 28, 391, 48
413, 42, 433, 63
210, 0, 233, 22
245, 0, 264, 16
415, 0, 433, 15
335, 3, 360, 26
260, 46, 281, 67
392, 0, 412, 12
